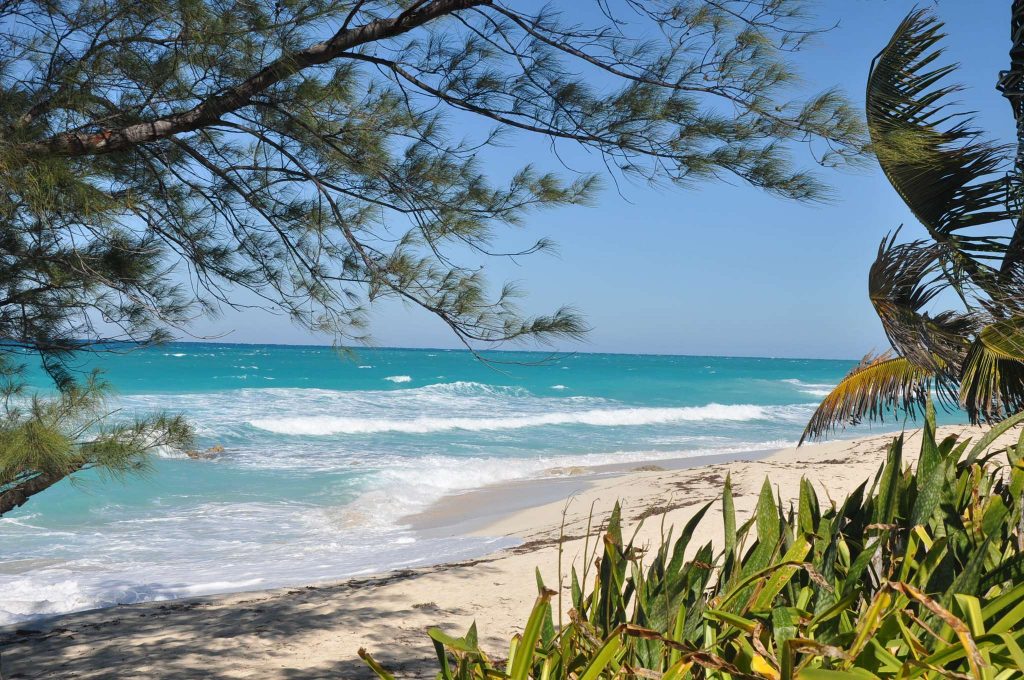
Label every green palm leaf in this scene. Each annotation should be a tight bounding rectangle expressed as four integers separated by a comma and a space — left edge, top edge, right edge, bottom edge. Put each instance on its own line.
800, 352, 934, 444
869, 232, 974, 372
960, 316, 1024, 421
867, 9, 1010, 282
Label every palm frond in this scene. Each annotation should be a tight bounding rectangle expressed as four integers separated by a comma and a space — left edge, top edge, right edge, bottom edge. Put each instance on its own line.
868, 232, 974, 371
800, 352, 934, 444
867, 9, 1011, 274
960, 315, 1024, 421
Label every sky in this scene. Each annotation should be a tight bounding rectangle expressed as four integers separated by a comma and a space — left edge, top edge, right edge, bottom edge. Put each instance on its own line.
186, 0, 1015, 359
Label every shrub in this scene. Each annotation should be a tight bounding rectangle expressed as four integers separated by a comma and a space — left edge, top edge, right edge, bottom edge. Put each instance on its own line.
361, 406, 1024, 679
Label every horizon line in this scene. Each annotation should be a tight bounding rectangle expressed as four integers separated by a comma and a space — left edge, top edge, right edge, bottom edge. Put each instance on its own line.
143, 338, 862, 363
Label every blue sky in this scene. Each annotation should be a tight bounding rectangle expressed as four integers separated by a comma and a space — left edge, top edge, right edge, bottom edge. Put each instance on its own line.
189, 0, 1014, 359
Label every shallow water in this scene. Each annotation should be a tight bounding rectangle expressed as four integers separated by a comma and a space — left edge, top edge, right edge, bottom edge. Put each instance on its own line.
0, 344, 917, 624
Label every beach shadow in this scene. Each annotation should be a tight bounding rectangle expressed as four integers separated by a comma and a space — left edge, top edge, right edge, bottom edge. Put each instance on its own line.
0, 560, 512, 679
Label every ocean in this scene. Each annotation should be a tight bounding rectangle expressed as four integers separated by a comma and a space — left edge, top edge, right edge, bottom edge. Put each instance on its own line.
0, 344, 909, 624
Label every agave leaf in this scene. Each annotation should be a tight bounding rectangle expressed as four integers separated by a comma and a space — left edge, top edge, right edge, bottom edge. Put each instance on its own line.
797, 670, 880, 680
801, 352, 934, 443
998, 633, 1024, 669
534, 568, 557, 645
895, 582, 986, 678
798, 477, 819, 536
873, 435, 903, 526
962, 411, 1024, 464
842, 589, 893, 669
509, 590, 556, 680
750, 479, 783, 567
753, 535, 811, 612
428, 627, 479, 654
666, 500, 714, 577
661, 658, 695, 680
912, 405, 947, 526
704, 609, 758, 634
954, 594, 986, 637
577, 629, 624, 680
357, 648, 397, 680
723, 473, 737, 562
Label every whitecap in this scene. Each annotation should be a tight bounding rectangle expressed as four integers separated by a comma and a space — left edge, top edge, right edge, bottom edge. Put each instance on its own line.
782, 378, 836, 397
384, 375, 412, 383
250, 403, 796, 436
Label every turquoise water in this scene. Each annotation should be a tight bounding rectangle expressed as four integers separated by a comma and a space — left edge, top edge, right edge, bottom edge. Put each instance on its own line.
0, 344, 917, 623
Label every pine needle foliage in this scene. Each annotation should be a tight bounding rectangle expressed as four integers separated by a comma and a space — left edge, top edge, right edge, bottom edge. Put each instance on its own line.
0, 1, 869, 513
804, 6, 1024, 439
0, 0, 867, 369
363, 408, 1024, 679
0, 358, 193, 516
0, 0, 869, 510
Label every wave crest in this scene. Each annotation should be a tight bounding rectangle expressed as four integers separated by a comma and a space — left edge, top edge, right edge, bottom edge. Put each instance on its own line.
250, 403, 783, 436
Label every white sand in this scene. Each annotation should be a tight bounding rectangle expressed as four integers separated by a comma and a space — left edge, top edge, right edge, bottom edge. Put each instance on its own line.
0, 425, 1012, 678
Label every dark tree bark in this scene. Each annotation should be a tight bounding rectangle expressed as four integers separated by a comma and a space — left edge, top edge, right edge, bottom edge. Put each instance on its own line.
20, 0, 487, 157
999, 0, 1024, 274
0, 464, 85, 516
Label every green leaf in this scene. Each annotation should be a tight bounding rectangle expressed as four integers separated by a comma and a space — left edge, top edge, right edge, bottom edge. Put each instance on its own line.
966, 408, 1024, 463
753, 534, 811, 611
724, 473, 737, 562
873, 435, 903, 525
801, 353, 934, 443
798, 477, 819, 536
961, 317, 1024, 422
358, 649, 397, 680
509, 591, 554, 680
578, 630, 624, 680
911, 445, 946, 526
798, 669, 881, 680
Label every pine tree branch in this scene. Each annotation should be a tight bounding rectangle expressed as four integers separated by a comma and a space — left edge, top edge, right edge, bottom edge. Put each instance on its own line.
0, 464, 84, 516
18, 0, 488, 157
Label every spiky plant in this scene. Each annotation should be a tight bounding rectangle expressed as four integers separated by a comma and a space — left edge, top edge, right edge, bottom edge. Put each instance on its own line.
803, 6, 1024, 442
362, 408, 1024, 679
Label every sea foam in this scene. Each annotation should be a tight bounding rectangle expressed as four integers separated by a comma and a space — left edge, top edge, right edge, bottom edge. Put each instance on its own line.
782, 378, 836, 397
1, 348, 848, 626
250, 403, 778, 436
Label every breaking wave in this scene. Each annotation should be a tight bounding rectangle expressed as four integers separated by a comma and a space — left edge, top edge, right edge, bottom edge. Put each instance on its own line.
250, 402, 798, 436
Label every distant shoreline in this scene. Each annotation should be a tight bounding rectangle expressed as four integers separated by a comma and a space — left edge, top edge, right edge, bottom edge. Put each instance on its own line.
2, 424, 1008, 679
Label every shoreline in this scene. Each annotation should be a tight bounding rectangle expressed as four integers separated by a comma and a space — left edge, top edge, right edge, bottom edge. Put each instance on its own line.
404, 447, 778, 539
1, 424, 1013, 678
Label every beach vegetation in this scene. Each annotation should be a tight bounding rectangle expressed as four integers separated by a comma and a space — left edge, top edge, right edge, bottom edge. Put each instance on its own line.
0, 0, 867, 368
362, 405, 1024, 678
0, 360, 192, 516
804, 7, 1024, 441
0, 0, 867, 510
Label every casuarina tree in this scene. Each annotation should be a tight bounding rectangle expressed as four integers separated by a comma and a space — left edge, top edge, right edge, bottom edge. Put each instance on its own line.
0, 0, 866, 511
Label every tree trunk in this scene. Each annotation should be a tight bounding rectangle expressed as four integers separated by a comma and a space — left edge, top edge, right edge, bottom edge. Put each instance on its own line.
18, 0, 486, 158
0, 463, 84, 516
999, 0, 1024, 275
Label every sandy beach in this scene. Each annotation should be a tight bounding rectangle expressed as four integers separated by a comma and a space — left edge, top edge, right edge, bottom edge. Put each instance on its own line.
1, 424, 1013, 679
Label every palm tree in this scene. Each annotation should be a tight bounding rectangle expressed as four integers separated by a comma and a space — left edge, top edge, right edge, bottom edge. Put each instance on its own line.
802, 5, 1024, 443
